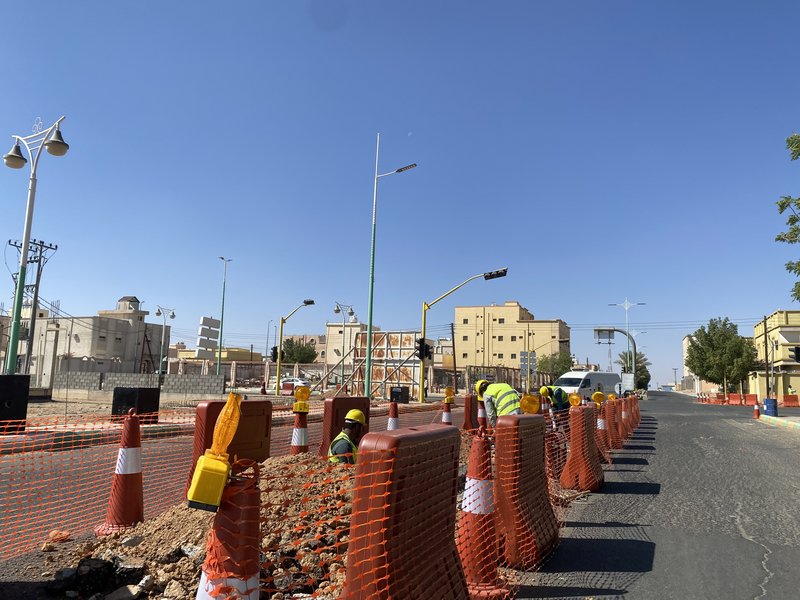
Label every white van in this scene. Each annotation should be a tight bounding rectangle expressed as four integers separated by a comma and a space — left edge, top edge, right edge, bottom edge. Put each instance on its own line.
553, 370, 622, 401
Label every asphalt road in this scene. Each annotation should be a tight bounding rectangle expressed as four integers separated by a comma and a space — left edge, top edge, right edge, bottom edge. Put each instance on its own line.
518, 391, 800, 600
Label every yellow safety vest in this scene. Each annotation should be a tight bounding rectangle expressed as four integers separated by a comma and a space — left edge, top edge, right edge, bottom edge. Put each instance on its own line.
485, 383, 521, 416
328, 431, 358, 465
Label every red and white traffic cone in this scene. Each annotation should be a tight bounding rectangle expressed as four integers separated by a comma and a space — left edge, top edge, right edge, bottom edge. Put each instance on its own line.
290, 410, 308, 454
477, 400, 488, 430
94, 409, 143, 536
442, 399, 453, 425
387, 401, 400, 430
196, 460, 260, 600
456, 433, 511, 600
753, 402, 760, 419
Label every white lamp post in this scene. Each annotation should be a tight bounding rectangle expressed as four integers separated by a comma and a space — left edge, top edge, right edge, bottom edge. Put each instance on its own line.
3, 117, 69, 374
333, 302, 356, 389
155, 306, 176, 376
609, 298, 645, 373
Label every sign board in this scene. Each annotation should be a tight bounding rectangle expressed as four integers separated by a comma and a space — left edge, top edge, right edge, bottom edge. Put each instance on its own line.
621, 373, 635, 392
195, 349, 214, 360
595, 329, 615, 342
519, 351, 537, 372
200, 317, 220, 329
196, 315, 220, 359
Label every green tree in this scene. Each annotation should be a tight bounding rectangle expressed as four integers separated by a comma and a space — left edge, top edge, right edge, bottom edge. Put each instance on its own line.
685, 318, 757, 393
282, 339, 318, 364
615, 351, 652, 389
775, 133, 800, 300
537, 352, 573, 378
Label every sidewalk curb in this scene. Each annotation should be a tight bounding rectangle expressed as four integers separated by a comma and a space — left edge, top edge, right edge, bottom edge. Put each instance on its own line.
758, 415, 800, 431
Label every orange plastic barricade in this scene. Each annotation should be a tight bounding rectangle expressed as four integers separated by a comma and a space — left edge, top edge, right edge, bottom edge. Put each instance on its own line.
186, 399, 272, 491
728, 393, 742, 406
463, 394, 480, 431
593, 403, 612, 465
605, 400, 622, 450
544, 410, 570, 480
782, 395, 799, 407
559, 406, 604, 492
615, 398, 627, 442
318, 397, 370, 458
494, 414, 558, 570
744, 394, 758, 406
341, 424, 469, 600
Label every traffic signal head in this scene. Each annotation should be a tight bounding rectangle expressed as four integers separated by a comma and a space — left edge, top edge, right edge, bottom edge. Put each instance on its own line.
425, 342, 433, 360
416, 338, 426, 360
270, 346, 278, 362
792, 346, 800, 362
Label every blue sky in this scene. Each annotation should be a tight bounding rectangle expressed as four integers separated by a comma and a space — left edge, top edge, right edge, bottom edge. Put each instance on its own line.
1, 1, 799, 387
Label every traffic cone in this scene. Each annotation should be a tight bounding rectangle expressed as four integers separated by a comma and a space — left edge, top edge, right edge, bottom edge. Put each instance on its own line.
456, 433, 511, 600
196, 460, 260, 600
94, 409, 143, 536
477, 400, 488, 430
442, 398, 453, 425
387, 401, 400, 430
753, 402, 760, 419
290, 411, 308, 454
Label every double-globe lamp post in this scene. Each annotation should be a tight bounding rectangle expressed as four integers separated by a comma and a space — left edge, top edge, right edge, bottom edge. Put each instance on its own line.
275, 299, 315, 396
155, 306, 176, 376
365, 133, 416, 398
333, 302, 355, 389
3, 117, 69, 375
419, 268, 508, 403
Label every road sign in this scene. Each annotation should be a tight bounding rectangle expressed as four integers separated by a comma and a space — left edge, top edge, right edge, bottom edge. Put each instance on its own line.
196, 315, 220, 359
621, 373, 635, 392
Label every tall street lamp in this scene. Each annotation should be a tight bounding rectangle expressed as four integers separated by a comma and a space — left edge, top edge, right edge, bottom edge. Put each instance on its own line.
419, 268, 507, 403
275, 299, 315, 395
217, 257, 232, 375
365, 133, 417, 398
3, 116, 69, 374
155, 306, 176, 376
333, 302, 355, 389
609, 298, 645, 374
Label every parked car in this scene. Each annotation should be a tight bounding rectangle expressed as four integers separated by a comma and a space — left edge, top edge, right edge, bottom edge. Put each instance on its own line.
280, 377, 310, 390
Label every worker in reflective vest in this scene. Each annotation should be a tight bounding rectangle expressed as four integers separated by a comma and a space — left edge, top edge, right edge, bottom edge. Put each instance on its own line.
543, 385, 568, 411
328, 409, 366, 465
475, 380, 521, 428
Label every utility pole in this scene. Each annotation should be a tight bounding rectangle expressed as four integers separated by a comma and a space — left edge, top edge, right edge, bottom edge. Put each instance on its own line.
672, 367, 678, 389
450, 322, 458, 394
8, 238, 57, 374
763, 315, 769, 399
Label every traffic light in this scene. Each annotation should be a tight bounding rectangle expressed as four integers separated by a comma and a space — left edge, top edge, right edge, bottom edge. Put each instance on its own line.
270, 346, 278, 362
416, 338, 426, 360
791, 346, 800, 362
425, 342, 433, 360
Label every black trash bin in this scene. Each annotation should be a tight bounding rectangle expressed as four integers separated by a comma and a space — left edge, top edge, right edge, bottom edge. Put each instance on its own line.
0, 375, 30, 434
390, 386, 410, 404
112, 387, 160, 424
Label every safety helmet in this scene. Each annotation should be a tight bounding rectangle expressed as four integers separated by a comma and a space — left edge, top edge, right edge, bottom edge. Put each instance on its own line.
539, 386, 550, 397
475, 380, 490, 398
344, 409, 366, 426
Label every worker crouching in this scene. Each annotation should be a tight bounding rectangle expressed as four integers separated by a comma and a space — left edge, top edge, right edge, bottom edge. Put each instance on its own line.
328, 409, 366, 465
475, 380, 521, 428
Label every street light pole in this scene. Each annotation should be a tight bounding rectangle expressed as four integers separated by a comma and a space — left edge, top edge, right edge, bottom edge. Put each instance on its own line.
155, 306, 176, 376
217, 257, 232, 376
365, 133, 417, 398
3, 116, 69, 374
609, 298, 645, 374
334, 302, 355, 390
419, 268, 507, 403
275, 299, 315, 396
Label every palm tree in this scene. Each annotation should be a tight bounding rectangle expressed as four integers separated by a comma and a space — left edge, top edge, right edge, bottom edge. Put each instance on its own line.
615, 351, 651, 374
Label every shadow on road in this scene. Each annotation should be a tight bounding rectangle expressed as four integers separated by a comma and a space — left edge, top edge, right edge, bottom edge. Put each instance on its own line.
596, 481, 661, 495
620, 444, 655, 451
610, 456, 649, 465
516, 584, 628, 598
541, 538, 656, 573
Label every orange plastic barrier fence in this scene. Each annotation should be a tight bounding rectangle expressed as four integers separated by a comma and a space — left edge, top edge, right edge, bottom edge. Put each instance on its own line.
593, 403, 613, 465
782, 395, 799, 407
494, 414, 558, 570
744, 394, 758, 406
728, 394, 742, 406
543, 410, 570, 481
560, 406, 604, 492
605, 399, 622, 450
462, 393, 480, 431
318, 397, 371, 458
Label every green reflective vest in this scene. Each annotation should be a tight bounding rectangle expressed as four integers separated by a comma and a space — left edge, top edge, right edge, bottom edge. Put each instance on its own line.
485, 383, 521, 416
328, 431, 358, 465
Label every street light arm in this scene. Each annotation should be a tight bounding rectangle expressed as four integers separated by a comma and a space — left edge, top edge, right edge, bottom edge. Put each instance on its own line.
283, 302, 310, 322
12, 117, 66, 175
426, 273, 484, 309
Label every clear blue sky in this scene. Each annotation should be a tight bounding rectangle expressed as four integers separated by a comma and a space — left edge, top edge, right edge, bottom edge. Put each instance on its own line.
1, 1, 799, 387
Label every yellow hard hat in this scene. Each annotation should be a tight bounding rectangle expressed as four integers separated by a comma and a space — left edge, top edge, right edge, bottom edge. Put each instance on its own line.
475, 380, 489, 398
345, 409, 366, 426
591, 391, 605, 405
539, 386, 550, 397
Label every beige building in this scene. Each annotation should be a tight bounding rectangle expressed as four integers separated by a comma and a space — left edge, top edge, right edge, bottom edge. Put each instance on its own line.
283, 334, 326, 363
748, 310, 800, 399
453, 301, 570, 368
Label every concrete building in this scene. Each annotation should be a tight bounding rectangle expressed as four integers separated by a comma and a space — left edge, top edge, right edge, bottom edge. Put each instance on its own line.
453, 301, 570, 369
26, 296, 169, 388
748, 310, 800, 399
283, 334, 327, 363
324, 320, 367, 384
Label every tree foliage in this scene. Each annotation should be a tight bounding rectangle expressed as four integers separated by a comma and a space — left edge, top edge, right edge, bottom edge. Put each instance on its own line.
537, 352, 573, 378
775, 133, 800, 301
282, 339, 318, 364
685, 318, 757, 391
615, 351, 652, 389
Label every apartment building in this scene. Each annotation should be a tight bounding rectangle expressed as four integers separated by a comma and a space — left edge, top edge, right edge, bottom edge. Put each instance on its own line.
453, 301, 570, 368
748, 310, 800, 399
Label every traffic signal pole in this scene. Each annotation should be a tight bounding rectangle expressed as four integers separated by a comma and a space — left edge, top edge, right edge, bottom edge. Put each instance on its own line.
419, 303, 429, 403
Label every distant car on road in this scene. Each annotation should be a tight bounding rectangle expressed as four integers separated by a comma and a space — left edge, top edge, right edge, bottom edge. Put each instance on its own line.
281, 377, 310, 390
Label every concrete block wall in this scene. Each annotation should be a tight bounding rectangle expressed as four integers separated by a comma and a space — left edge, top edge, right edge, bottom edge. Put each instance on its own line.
52, 371, 102, 391
162, 374, 225, 395
103, 373, 159, 390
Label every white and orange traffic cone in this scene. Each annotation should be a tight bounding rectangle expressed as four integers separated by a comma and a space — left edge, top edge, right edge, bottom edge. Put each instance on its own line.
290, 410, 308, 454
94, 409, 144, 536
196, 460, 260, 600
753, 402, 760, 419
477, 400, 488, 430
456, 432, 511, 600
442, 398, 453, 425
387, 401, 400, 430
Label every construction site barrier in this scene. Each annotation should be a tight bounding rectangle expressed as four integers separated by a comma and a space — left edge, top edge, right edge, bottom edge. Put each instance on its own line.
318, 397, 371, 458
728, 393, 742, 405
782, 395, 799, 407
560, 406, 604, 492
494, 414, 558, 570
462, 393, 480, 431
604, 399, 622, 450
543, 410, 570, 481
342, 424, 469, 599
593, 403, 612, 465
745, 394, 758, 406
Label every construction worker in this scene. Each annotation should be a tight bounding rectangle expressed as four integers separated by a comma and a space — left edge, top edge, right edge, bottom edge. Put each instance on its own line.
541, 385, 568, 411
475, 380, 521, 428
328, 409, 366, 465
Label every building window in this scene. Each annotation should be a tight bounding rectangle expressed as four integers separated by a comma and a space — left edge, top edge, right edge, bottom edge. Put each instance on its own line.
511, 335, 516, 342
498, 353, 504, 359
462, 335, 468, 341
462, 353, 468, 359
498, 335, 504, 341
115, 337, 122, 343
511, 353, 517, 359
499, 318, 505, 324
99, 335, 106, 341
462, 318, 468, 324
